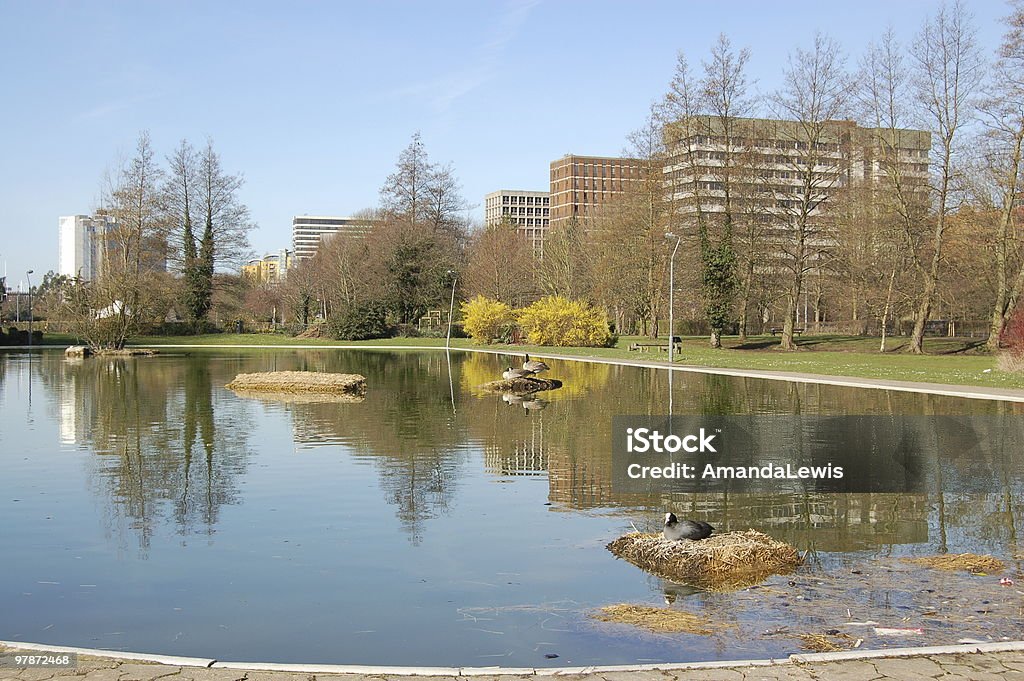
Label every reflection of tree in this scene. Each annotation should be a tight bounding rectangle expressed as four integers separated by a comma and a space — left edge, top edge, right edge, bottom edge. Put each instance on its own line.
39, 354, 252, 552
278, 351, 467, 545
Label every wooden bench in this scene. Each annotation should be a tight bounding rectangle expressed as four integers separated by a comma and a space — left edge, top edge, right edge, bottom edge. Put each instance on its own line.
769, 327, 805, 336
629, 337, 683, 353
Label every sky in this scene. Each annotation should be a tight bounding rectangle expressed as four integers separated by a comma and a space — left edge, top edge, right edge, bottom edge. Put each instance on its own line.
0, 0, 1012, 291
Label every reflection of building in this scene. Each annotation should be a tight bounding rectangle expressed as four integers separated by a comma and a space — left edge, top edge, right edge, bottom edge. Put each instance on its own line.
549, 155, 651, 229
58, 213, 117, 280
483, 190, 550, 257
292, 215, 376, 260
242, 249, 293, 284
483, 417, 550, 477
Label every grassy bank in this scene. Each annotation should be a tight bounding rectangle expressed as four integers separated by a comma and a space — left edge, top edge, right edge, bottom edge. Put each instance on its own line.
119, 332, 1024, 391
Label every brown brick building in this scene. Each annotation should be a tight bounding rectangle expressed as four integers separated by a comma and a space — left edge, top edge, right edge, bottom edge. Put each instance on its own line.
548, 154, 651, 230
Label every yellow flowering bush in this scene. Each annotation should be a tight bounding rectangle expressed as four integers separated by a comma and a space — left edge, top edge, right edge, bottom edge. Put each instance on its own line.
461, 295, 514, 344
517, 296, 612, 347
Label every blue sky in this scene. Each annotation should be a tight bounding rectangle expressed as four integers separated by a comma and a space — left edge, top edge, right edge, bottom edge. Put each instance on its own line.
0, 0, 1011, 289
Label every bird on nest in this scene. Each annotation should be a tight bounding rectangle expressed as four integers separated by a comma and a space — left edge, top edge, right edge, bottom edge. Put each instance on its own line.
662, 512, 714, 541
502, 366, 533, 381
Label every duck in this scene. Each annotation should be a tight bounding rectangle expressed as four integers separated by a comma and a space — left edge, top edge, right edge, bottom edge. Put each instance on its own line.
662, 512, 714, 541
522, 354, 550, 375
502, 366, 533, 381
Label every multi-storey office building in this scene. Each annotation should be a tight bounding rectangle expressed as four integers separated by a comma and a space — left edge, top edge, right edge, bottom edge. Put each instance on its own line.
662, 116, 930, 221
483, 190, 550, 257
292, 215, 377, 260
58, 213, 118, 281
548, 155, 652, 230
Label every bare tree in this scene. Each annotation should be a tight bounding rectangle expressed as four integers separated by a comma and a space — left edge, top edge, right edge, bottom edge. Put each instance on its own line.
464, 217, 535, 307
380, 132, 432, 224
855, 29, 931, 351
981, 0, 1024, 351
907, 1, 984, 353
63, 131, 170, 349
769, 33, 850, 350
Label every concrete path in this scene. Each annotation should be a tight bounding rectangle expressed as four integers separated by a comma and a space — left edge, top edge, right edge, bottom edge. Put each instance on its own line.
3, 642, 1024, 681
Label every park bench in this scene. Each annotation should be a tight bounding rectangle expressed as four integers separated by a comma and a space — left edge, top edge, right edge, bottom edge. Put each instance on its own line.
629, 337, 682, 353
769, 327, 805, 336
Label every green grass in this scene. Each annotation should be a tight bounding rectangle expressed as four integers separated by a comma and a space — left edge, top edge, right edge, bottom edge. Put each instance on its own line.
115, 331, 1024, 391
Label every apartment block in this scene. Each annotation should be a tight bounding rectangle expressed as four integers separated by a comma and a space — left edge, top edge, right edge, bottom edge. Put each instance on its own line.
242, 249, 294, 284
292, 216, 376, 260
483, 189, 550, 257
548, 155, 652, 230
58, 213, 118, 281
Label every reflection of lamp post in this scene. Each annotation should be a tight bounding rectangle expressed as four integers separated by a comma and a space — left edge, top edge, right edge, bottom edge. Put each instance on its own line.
446, 270, 457, 350
26, 270, 34, 347
665, 233, 681, 364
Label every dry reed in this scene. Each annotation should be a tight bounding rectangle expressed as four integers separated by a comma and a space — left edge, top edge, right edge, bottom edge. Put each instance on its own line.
592, 604, 714, 634
902, 553, 1005, 574
606, 530, 802, 590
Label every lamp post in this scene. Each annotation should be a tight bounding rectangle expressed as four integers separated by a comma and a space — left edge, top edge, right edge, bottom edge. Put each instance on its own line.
446, 270, 457, 350
26, 270, 34, 347
665, 233, 681, 364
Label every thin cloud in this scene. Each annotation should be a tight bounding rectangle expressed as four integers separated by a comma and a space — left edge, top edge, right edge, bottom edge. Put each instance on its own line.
387, 0, 541, 113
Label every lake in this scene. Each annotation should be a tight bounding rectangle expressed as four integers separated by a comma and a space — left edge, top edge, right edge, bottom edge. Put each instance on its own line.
1, 348, 1021, 666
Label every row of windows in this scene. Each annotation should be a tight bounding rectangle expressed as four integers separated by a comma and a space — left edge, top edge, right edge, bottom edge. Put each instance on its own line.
502, 206, 550, 216
690, 135, 842, 153
501, 195, 549, 205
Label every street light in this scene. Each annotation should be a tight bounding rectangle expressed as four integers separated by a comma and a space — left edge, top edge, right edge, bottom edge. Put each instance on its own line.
665, 233, 681, 364
26, 270, 34, 347
445, 270, 458, 350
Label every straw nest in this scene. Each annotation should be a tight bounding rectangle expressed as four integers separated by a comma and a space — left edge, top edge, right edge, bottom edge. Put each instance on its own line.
478, 377, 563, 394
606, 530, 802, 590
902, 553, 1005, 574
225, 371, 367, 396
592, 604, 715, 634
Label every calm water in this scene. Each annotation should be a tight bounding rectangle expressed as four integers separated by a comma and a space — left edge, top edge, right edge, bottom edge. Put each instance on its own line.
1, 348, 1022, 666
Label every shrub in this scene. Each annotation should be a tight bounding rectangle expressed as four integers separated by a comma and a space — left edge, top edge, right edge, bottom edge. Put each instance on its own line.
461, 295, 514, 344
517, 296, 612, 347
329, 301, 391, 341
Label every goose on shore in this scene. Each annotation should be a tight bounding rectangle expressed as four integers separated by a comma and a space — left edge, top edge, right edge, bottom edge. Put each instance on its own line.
522, 354, 550, 375
663, 513, 714, 541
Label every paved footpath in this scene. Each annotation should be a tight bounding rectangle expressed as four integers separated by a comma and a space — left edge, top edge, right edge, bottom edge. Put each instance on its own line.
3, 643, 1024, 681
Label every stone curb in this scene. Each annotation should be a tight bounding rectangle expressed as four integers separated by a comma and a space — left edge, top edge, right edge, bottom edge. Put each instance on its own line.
5, 639, 1024, 676
0, 640, 214, 667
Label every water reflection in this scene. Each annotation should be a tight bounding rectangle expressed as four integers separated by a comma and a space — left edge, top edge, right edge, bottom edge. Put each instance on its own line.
36, 353, 254, 550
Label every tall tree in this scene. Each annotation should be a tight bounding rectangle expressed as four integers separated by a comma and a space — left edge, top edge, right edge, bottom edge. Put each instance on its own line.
381, 132, 468, 235
769, 33, 850, 350
907, 1, 983, 353
856, 29, 931, 351
64, 131, 169, 350
982, 0, 1024, 351
589, 106, 669, 337
194, 139, 254, 324
164, 140, 204, 324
